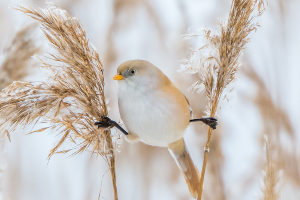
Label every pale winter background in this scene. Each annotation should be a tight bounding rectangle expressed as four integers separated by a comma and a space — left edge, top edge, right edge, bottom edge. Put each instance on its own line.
0, 0, 299, 200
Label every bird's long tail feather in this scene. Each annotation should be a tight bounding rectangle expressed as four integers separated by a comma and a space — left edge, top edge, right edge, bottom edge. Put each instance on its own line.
168, 138, 200, 198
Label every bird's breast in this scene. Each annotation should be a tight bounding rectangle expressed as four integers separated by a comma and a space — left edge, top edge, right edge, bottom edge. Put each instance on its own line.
118, 84, 190, 147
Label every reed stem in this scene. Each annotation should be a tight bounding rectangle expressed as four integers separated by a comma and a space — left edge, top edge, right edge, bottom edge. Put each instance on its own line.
198, 95, 219, 200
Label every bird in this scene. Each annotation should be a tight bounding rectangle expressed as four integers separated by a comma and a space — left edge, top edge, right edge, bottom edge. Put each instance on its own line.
95, 60, 217, 198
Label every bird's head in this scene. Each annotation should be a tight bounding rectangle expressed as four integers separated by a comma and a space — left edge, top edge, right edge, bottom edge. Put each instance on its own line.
113, 60, 170, 90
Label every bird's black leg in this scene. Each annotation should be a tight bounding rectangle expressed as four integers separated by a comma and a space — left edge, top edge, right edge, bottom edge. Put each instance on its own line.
190, 117, 218, 129
95, 116, 129, 135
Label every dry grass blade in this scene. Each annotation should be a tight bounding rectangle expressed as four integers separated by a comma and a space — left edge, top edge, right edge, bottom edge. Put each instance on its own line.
182, 1, 265, 199
0, 6, 119, 200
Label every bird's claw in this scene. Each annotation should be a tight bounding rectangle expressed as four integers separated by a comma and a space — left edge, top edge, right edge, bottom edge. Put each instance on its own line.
95, 116, 129, 135
94, 116, 115, 129
202, 117, 218, 129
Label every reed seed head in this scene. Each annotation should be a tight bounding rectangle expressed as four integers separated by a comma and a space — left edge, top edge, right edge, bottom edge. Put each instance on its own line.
0, 6, 116, 159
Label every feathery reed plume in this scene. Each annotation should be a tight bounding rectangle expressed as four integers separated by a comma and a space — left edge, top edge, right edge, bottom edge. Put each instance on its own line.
183, 0, 264, 199
0, 24, 40, 89
244, 67, 294, 138
261, 136, 279, 200
0, 7, 119, 200
245, 66, 300, 195
0, 24, 39, 198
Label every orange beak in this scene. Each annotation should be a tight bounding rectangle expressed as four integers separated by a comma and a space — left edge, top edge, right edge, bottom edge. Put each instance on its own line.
113, 74, 124, 80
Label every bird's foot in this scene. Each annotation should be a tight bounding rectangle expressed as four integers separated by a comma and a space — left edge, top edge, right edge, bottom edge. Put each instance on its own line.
190, 117, 218, 129
95, 116, 129, 135
94, 116, 115, 129
201, 117, 218, 129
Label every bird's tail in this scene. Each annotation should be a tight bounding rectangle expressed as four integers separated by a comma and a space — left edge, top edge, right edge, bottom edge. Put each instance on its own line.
168, 138, 200, 198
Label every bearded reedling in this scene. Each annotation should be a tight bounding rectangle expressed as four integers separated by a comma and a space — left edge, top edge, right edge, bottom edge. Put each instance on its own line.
96, 60, 217, 198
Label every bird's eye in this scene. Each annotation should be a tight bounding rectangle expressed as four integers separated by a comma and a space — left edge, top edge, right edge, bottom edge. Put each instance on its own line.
130, 69, 136, 74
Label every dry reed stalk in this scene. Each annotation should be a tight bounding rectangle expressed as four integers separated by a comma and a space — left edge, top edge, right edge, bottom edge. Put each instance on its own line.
205, 131, 226, 200
244, 67, 294, 139
0, 7, 119, 200
245, 66, 300, 196
0, 24, 39, 199
276, 0, 291, 19
182, 0, 264, 199
261, 136, 279, 200
105, 0, 140, 66
248, 1, 300, 188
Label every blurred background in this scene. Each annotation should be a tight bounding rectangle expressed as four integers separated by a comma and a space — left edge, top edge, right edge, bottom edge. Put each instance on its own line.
0, 0, 299, 199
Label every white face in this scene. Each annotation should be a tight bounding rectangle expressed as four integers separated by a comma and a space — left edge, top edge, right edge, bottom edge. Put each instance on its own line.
118, 67, 141, 89
120, 67, 155, 91
115, 60, 168, 91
